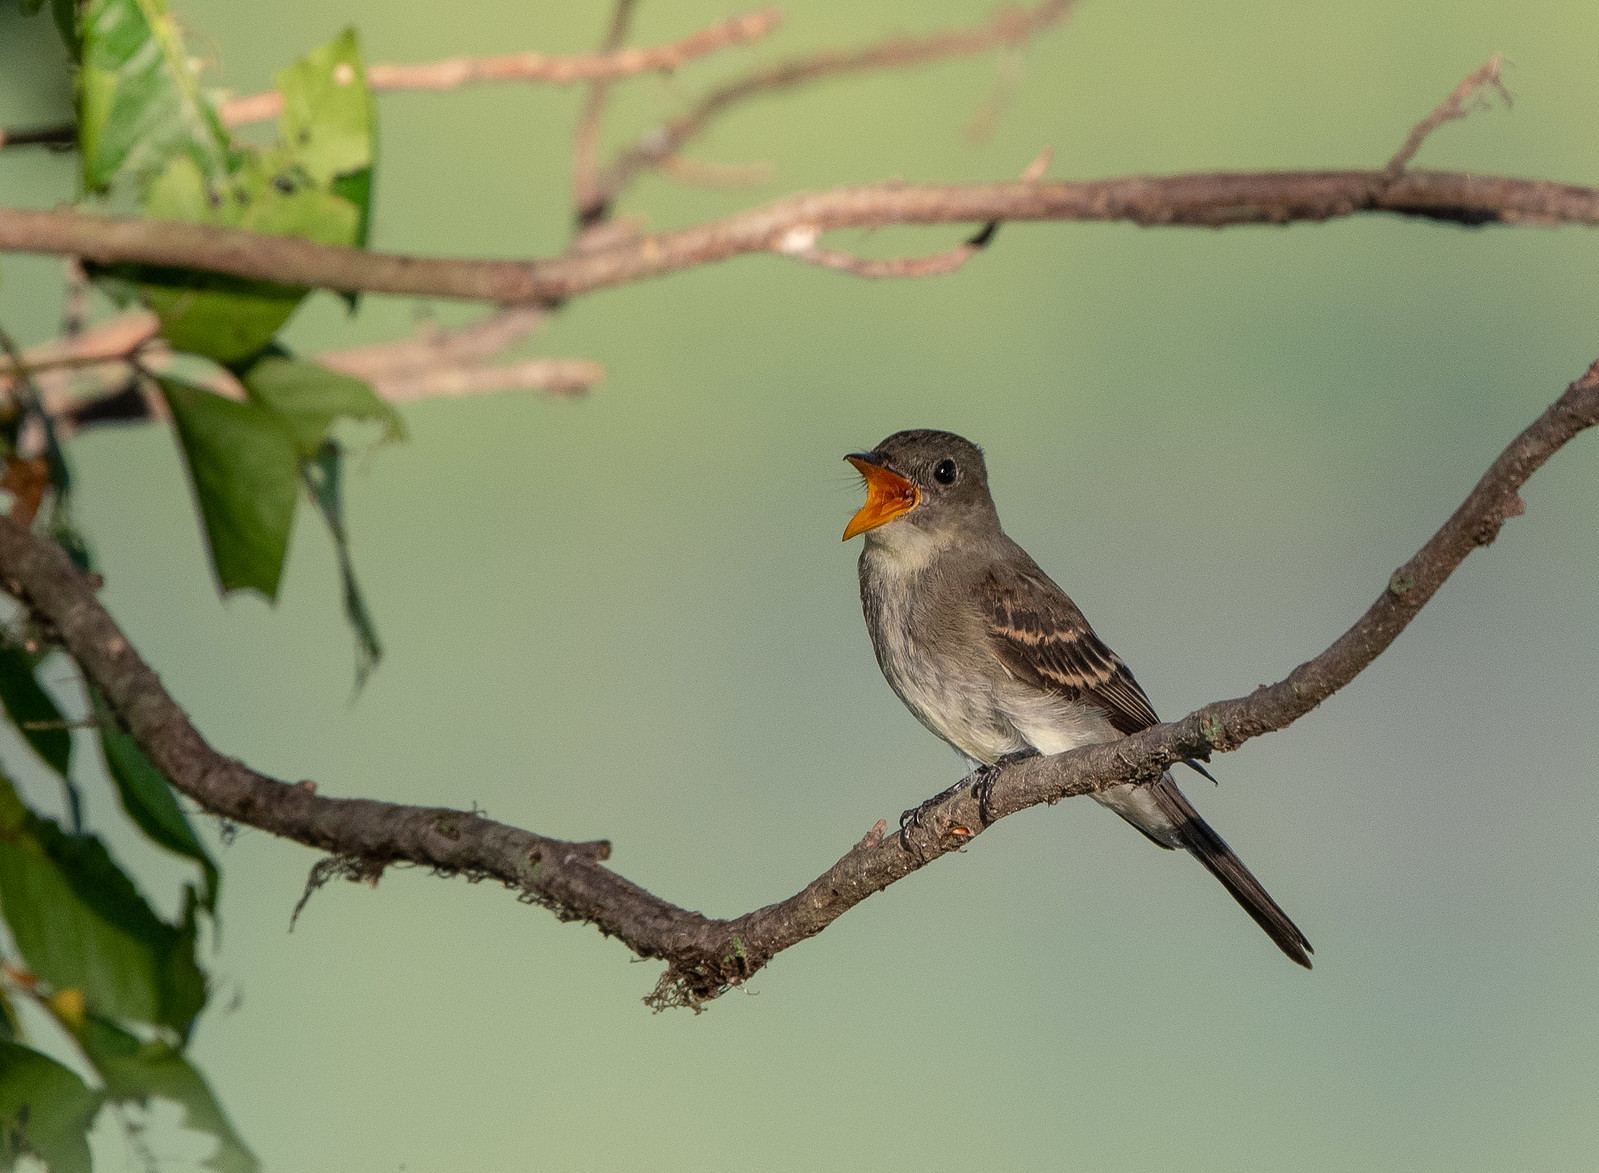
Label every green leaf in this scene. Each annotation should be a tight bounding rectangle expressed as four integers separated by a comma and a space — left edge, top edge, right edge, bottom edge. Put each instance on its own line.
94, 688, 218, 914
0, 1041, 101, 1173
302, 443, 383, 687
0, 773, 207, 1034
127, 155, 359, 364
276, 27, 377, 307
18, 0, 47, 17
78, 0, 232, 194
72, 1014, 258, 1173
332, 166, 374, 251
51, 0, 81, 54
87, 27, 378, 357
275, 28, 374, 187
158, 374, 300, 599
241, 355, 404, 455
0, 988, 17, 1043
0, 644, 71, 781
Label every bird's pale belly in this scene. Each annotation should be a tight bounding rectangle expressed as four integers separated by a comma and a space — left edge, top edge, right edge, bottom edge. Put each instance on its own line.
870, 587, 1116, 765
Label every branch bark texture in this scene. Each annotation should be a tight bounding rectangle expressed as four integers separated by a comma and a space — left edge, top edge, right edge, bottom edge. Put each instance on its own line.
0, 361, 1591, 1007
3, 170, 1596, 307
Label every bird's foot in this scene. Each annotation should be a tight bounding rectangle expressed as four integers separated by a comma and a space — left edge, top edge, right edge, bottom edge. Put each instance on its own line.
972, 749, 1040, 827
897, 750, 1040, 852
898, 777, 974, 852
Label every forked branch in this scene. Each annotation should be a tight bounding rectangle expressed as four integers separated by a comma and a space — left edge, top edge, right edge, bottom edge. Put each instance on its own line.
0, 360, 1591, 1008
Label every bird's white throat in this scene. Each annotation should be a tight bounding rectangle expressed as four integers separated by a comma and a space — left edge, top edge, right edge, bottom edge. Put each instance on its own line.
861, 517, 954, 576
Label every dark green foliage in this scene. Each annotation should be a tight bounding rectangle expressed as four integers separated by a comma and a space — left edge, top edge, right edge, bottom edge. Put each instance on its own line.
0, 1041, 101, 1173
0, 773, 206, 1035
158, 373, 302, 598
71, 1013, 259, 1173
0, 12, 406, 1168
95, 687, 219, 913
303, 441, 384, 686
0, 645, 71, 782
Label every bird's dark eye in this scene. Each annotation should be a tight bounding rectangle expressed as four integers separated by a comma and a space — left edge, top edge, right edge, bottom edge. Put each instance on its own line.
933, 459, 957, 485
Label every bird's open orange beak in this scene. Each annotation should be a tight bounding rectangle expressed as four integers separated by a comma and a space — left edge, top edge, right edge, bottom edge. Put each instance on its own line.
843, 455, 919, 540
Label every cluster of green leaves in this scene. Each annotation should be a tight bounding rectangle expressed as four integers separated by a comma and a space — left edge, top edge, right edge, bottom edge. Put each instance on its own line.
0, 670, 251, 1173
4, 2, 405, 1169
80, 1, 401, 675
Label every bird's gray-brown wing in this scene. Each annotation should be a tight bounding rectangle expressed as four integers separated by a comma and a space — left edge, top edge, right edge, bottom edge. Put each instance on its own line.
978, 560, 1161, 735
979, 556, 1314, 969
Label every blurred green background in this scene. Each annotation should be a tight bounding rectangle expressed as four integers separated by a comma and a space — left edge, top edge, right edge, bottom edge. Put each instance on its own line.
4, 0, 1599, 1169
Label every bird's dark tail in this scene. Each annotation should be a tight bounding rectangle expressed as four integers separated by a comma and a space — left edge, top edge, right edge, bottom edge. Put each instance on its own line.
1150, 777, 1313, 969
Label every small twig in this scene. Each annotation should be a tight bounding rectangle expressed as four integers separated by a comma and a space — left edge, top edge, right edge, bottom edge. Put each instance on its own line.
657, 154, 776, 190
594, 0, 1079, 209
318, 305, 602, 400
361, 357, 605, 401
774, 148, 1051, 279
1384, 55, 1511, 182
20, 716, 109, 731
574, 0, 645, 228
316, 305, 551, 384
964, 44, 1027, 145
0, 124, 76, 150
61, 259, 88, 341
218, 8, 784, 128
15, 303, 594, 426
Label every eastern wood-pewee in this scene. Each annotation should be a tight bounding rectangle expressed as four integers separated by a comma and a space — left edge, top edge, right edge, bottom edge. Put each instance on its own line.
845, 429, 1312, 968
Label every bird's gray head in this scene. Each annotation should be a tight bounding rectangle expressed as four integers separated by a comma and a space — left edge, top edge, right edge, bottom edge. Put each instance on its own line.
843, 429, 999, 546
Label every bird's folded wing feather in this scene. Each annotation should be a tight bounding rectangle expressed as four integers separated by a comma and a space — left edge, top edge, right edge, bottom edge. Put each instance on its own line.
980, 563, 1161, 736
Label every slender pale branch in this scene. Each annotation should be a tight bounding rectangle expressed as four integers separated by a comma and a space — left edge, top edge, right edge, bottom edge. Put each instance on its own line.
5, 305, 601, 423
1384, 55, 1511, 181
0, 360, 1591, 1008
214, 9, 784, 128
774, 148, 1051, 278
592, 0, 1079, 212
3, 169, 1596, 307
573, 0, 644, 226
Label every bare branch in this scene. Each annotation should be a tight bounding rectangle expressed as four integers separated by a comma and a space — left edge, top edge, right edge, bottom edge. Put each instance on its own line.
775, 225, 992, 278
216, 8, 784, 128
593, 0, 1078, 211
0, 124, 76, 150
343, 357, 604, 401
656, 154, 776, 190
1385, 55, 1511, 181
314, 306, 552, 385
4, 169, 1596, 306
8, 303, 599, 426
775, 148, 1051, 279
573, 0, 644, 227
0, 360, 1591, 1007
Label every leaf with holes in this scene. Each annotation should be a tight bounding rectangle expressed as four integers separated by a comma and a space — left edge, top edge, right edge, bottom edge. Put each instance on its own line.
119, 154, 358, 364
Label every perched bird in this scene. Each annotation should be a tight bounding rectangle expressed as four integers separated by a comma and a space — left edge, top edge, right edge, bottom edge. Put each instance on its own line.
844, 429, 1312, 968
